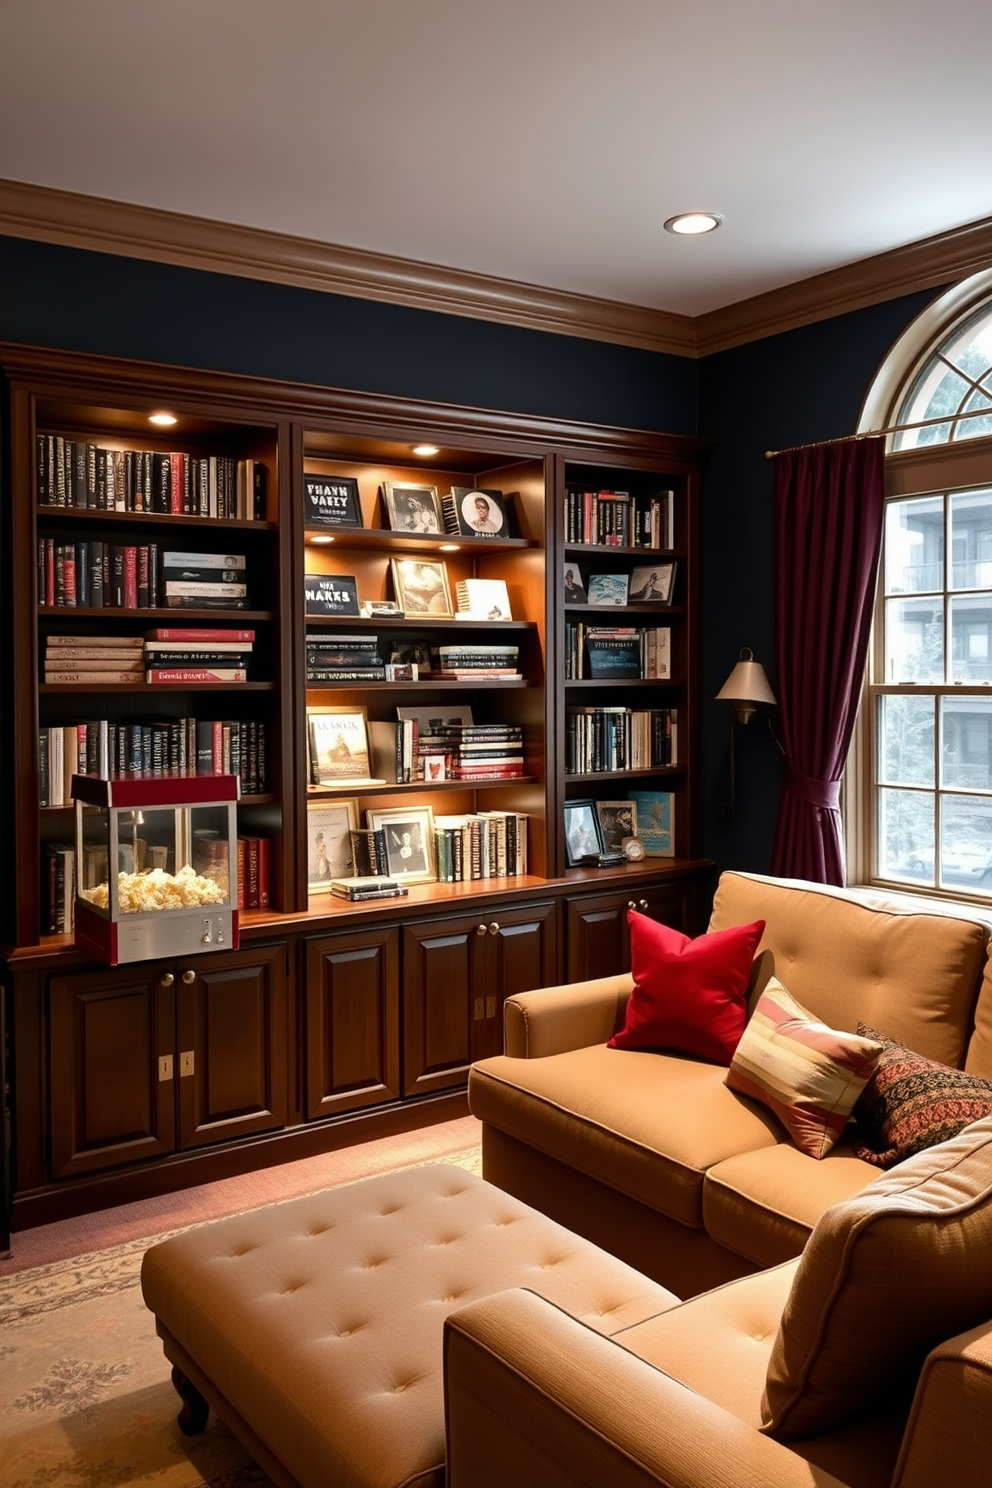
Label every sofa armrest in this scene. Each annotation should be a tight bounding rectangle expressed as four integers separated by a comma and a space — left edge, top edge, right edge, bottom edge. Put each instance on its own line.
444, 1288, 848, 1488
894, 1319, 992, 1488
502, 974, 633, 1058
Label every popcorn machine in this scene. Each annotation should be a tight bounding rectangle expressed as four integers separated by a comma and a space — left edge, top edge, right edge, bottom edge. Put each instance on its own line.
72, 772, 240, 965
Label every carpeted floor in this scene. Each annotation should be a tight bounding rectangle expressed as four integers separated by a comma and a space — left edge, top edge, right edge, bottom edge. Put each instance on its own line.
0, 1117, 482, 1488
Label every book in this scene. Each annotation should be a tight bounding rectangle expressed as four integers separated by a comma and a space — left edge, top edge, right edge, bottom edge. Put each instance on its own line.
586, 573, 630, 606
43, 655, 146, 673
145, 667, 248, 683
46, 634, 145, 648
45, 668, 145, 684
161, 550, 247, 573
443, 486, 510, 538
303, 574, 361, 615
454, 577, 512, 620
163, 581, 248, 599
628, 790, 675, 857
330, 881, 409, 901
144, 641, 253, 655
146, 627, 257, 642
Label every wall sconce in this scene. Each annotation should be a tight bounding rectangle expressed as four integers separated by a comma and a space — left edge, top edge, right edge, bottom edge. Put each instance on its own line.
716, 648, 777, 815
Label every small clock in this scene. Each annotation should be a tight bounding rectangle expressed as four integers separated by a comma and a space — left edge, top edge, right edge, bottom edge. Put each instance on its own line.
621, 836, 646, 862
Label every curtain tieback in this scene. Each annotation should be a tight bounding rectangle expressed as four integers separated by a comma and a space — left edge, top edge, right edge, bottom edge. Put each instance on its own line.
784, 768, 841, 811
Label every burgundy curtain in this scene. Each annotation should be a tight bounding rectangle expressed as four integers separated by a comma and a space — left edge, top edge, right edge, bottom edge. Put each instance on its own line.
771, 437, 886, 884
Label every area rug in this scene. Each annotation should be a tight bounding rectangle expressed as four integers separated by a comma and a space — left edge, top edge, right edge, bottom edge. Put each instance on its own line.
0, 1146, 482, 1488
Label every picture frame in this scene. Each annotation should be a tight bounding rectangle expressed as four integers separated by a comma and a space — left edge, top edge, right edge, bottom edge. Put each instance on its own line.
390, 556, 453, 616
586, 573, 630, 606
563, 562, 587, 604
628, 562, 676, 604
382, 482, 443, 535
563, 797, 604, 867
307, 706, 382, 786
304, 473, 363, 529
628, 790, 675, 857
367, 804, 437, 884
448, 486, 509, 538
303, 573, 360, 615
307, 799, 360, 891
595, 800, 639, 854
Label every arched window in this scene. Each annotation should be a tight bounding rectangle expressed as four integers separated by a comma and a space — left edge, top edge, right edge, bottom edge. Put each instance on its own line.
852, 272, 992, 899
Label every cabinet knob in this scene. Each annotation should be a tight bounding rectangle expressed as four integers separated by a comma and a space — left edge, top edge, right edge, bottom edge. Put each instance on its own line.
639, 899, 649, 910
627, 901, 637, 911
182, 969, 196, 984
160, 972, 174, 987
476, 923, 487, 936
489, 921, 500, 936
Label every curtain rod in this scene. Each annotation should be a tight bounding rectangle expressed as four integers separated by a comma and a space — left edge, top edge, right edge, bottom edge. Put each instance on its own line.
764, 403, 992, 459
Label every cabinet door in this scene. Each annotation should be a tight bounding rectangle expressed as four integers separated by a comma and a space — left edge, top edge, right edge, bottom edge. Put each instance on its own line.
477, 900, 558, 1058
402, 901, 558, 1093
176, 943, 289, 1150
304, 926, 401, 1119
49, 963, 176, 1179
564, 879, 695, 982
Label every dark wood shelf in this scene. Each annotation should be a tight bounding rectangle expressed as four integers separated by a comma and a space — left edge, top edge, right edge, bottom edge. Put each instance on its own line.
38, 505, 277, 533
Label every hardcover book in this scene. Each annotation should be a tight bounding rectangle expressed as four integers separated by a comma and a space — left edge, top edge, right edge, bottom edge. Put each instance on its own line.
454, 577, 513, 620
444, 486, 510, 538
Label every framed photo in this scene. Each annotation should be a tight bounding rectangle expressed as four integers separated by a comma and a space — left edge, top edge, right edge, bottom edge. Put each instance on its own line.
586, 573, 629, 606
629, 562, 676, 604
390, 556, 453, 616
307, 799, 359, 891
304, 473, 363, 529
307, 706, 380, 785
449, 486, 509, 538
304, 573, 360, 615
563, 562, 587, 604
595, 800, 638, 854
382, 482, 443, 535
368, 805, 436, 884
629, 790, 674, 857
564, 797, 604, 867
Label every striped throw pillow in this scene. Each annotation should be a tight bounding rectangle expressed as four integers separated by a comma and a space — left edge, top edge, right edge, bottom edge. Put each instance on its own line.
726, 979, 883, 1159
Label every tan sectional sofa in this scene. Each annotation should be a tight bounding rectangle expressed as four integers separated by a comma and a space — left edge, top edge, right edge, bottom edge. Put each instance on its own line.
468, 870, 992, 1297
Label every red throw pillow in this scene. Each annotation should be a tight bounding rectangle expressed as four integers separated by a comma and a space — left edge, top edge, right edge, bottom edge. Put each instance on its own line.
609, 912, 766, 1065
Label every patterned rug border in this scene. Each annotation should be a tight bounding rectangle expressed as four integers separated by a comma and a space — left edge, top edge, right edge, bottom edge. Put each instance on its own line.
0, 1147, 482, 1326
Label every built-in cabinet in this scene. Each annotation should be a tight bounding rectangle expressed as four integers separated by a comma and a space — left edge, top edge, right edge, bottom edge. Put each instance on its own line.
0, 343, 714, 1233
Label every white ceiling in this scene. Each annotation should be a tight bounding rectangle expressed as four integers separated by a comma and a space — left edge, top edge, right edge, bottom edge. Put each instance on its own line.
2, 0, 991, 319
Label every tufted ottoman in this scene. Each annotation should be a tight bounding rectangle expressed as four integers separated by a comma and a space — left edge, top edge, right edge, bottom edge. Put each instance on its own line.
141, 1162, 679, 1488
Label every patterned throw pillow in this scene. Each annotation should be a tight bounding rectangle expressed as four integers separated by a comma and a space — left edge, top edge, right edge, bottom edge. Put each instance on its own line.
726, 979, 882, 1158
853, 1025, 992, 1168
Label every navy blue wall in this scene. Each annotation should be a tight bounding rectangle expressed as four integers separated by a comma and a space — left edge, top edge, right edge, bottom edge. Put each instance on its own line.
697, 288, 943, 875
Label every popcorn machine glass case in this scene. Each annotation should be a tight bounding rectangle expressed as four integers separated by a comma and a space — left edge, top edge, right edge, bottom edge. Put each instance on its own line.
72, 773, 240, 965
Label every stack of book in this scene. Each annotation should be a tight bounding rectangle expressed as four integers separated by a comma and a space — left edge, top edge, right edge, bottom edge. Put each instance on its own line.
433, 811, 529, 882
331, 875, 409, 902
236, 835, 271, 909
36, 434, 266, 518
144, 626, 255, 684
162, 551, 248, 610
565, 705, 678, 774
440, 722, 525, 780
430, 644, 521, 680
43, 634, 145, 684
306, 634, 385, 682
564, 487, 673, 548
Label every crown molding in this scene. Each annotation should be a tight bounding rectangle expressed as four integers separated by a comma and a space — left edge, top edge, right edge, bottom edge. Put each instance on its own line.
4, 178, 992, 362
0, 178, 697, 358
695, 215, 992, 355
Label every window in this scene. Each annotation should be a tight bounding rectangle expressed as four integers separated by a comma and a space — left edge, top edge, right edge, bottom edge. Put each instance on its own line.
858, 278, 992, 899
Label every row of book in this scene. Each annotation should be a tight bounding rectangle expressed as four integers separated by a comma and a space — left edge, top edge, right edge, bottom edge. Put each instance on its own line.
38, 716, 268, 805
565, 624, 671, 680
37, 434, 267, 519
306, 635, 521, 684
38, 543, 251, 611
350, 811, 529, 881
565, 706, 678, 774
367, 720, 525, 783
564, 487, 674, 548
43, 628, 256, 685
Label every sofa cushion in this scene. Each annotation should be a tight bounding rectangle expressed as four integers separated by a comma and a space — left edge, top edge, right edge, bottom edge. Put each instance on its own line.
853, 1026, 992, 1168
726, 980, 882, 1159
469, 1044, 780, 1229
762, 1114, 992, 1441
709, 872, 989, 1068
608, 914, 765, 1065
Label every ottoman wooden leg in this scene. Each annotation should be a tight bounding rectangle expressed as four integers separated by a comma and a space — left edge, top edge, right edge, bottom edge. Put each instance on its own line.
171, 1364, 211, 1436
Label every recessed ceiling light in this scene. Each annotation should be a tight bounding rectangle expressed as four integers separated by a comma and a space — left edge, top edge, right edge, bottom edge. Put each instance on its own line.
149, 411, 178, 426
663, 212, 723, 236
309, 534, 334, 545
412, 443, 439, 457
439, 543, 460, 552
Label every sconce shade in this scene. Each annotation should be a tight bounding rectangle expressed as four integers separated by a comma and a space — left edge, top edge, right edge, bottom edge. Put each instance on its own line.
716, 649, 776, 723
